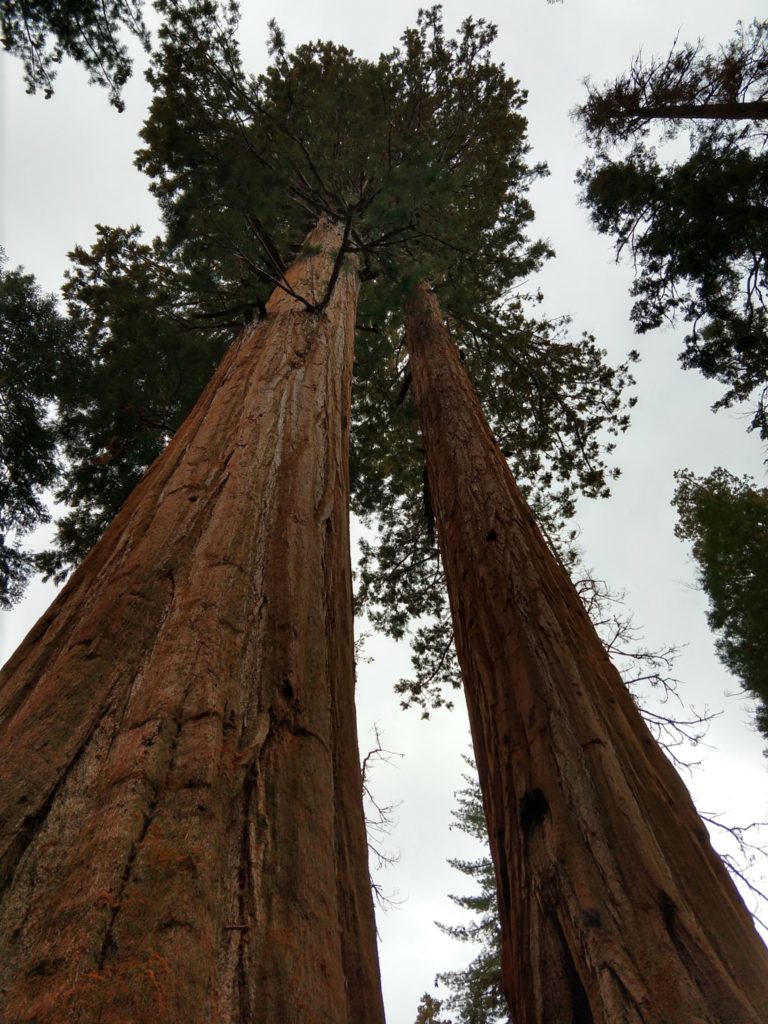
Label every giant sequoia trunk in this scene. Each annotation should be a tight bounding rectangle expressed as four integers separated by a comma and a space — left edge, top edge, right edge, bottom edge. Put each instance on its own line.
405, 282, 768, 1024
0, 219, 385, 1024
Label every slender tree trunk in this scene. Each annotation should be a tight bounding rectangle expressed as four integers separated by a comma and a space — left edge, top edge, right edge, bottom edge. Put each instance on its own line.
405, 281, 768, 1024
615, 99, 768, 121
0, 218, 385, 1024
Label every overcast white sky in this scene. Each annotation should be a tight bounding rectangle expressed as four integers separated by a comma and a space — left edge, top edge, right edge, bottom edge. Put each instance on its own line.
1, 2, 767, 1020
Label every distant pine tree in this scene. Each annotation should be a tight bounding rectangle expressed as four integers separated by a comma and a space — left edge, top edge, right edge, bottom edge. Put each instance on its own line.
435, 763, 508, 1024
576, 19, 768, 438
674, 467, 768, 741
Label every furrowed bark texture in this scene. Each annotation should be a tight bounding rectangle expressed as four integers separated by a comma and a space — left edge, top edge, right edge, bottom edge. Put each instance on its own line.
405, 282, 768, 1024
0, 218, 385, 1024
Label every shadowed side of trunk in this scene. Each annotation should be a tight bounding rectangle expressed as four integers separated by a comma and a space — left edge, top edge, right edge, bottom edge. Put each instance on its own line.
405, 281, 768, 1024
0, 218, 385, 1024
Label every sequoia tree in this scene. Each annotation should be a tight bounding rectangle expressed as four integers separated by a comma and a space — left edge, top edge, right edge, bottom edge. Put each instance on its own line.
0, 220, 385, 1023
43, 3, 605, 582
4, 6, 742, 1021
404, 281, 768, 1023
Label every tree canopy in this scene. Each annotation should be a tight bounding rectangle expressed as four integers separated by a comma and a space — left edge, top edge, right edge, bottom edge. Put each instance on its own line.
673, 467, 768, 742
576, 19, 768, 438
579, 19, 768, 143
25, 1, 636, 656
1, 0, 149, 109
0, 252, 77, 606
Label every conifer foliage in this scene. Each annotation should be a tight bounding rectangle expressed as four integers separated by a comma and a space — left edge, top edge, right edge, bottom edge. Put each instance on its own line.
434, 765, 507, 1024
404, 280, 768, 1022
38, 225, 230, 583
674, 467, 768, 741
579, 19, 768, 140
576, 19, 768, 437
1, 0, 149, 108
0, 253, 77, 605
35, 2, 633, 604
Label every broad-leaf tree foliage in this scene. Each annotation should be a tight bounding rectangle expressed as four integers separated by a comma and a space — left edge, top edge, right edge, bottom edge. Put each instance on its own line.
0, 252, 77, 606
576, 19, 768, 437
673, 467, 768, 742
0, 0, 149, 109
34, 0, 636, 671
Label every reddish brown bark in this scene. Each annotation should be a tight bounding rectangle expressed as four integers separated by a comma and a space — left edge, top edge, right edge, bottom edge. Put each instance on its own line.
0, 219, 385, 1024
405, 281, 768, 1024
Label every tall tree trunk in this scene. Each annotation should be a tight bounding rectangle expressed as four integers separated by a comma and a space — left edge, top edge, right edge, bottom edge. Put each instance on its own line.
614, 99, 768, 122
0, 218, 385, 1024
405, 281, 768, 1024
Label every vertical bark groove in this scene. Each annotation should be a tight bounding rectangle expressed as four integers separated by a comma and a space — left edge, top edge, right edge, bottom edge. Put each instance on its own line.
0, 218, 384, 1024
405, 280, 768, 1024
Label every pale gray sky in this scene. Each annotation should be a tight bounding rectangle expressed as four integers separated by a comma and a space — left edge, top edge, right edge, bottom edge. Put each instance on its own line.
1, 2, 766, 1021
